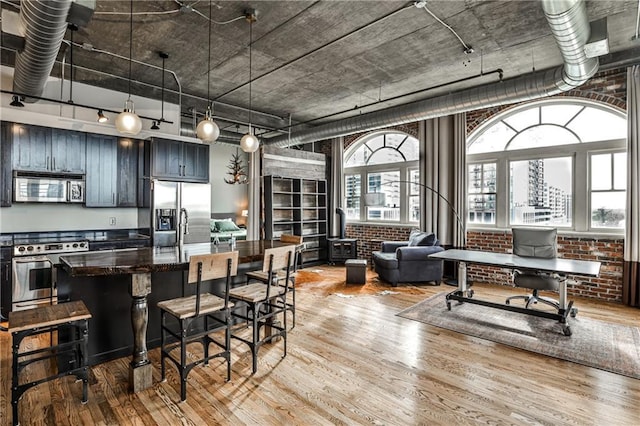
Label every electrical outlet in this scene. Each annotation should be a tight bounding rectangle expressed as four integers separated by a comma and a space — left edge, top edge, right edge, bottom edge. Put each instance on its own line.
109, 217, 116, 226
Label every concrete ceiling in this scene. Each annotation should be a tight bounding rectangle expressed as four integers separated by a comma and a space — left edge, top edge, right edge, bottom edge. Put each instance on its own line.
2, 0, 640, 141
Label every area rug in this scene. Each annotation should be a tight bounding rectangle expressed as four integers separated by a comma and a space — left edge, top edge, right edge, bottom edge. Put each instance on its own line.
295, 266, 429, 296
397, 292, 640, 379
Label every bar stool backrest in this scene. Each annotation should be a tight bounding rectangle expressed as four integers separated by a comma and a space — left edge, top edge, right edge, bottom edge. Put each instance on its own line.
188, 251, 239, 283
260, 245, 296, 273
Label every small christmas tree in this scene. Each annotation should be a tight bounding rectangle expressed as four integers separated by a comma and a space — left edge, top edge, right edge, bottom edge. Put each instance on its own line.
224, 149, 248, 184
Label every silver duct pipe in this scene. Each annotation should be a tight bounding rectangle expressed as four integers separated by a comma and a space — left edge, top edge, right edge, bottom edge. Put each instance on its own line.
13, 0, 73, 101
267, 0, 598, 147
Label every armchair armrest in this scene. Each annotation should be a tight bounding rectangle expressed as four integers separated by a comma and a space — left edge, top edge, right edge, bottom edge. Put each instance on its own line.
396, 245, 444, 261
381, 241, 409, 252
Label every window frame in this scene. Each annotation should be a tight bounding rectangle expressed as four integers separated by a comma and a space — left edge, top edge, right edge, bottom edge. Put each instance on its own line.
344, 131, 419, 225
467, 99, 626, 234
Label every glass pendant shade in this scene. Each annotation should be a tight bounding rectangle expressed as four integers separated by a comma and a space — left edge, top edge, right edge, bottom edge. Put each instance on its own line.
240, 130, 259, 153
196, 108, 220, 142
115, 99, 142, 135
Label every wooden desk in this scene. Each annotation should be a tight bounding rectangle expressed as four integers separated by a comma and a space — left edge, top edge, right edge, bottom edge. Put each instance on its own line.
59, 240, 288, 392
428, 249, 601, 336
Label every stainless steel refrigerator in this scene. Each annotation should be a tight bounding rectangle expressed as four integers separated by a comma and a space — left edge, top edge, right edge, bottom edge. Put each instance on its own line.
147, 180, 211, 247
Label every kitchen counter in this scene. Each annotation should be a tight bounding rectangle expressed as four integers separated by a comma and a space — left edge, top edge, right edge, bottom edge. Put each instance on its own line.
60, 240, 286, 276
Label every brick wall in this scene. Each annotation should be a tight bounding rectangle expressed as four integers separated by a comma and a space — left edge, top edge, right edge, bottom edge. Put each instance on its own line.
345, 223, 416, 263
466, 231, 624, 302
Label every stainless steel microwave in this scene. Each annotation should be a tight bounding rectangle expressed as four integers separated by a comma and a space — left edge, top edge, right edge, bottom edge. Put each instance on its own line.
13, 176, 85, 203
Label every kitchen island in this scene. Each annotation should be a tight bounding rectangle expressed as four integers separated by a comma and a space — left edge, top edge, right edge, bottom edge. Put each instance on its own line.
57, 240, 288, 392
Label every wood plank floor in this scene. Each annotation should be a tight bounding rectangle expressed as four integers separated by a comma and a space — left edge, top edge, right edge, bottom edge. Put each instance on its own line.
1, 265, 639, 425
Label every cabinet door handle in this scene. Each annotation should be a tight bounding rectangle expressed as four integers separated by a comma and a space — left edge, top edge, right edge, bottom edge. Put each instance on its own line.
47, 156, 50, 170
53, 157, 56, 170
112, 193, 115, 204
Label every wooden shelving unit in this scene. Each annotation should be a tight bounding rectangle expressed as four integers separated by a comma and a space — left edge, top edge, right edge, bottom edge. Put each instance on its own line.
264, 176, 327, 266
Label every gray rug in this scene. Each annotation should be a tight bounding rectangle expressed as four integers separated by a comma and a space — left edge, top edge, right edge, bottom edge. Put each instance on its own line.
397, 292, 640, 379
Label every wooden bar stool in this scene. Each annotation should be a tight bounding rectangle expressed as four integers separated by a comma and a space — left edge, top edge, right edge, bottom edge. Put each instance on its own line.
245, 235, 303, 328
158, 251, 238, 402
8, 300, 91, 426
229, 245, 295, 374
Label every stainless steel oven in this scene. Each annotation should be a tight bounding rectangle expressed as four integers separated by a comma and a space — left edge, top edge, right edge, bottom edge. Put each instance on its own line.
12, 240, 88, 311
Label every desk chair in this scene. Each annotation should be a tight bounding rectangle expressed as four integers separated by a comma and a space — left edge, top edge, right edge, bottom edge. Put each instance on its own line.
229, 245, 295, 374
245, 234, 303, 328
158, 251, 238, 402
506, 227, 562, 310
7, 300, 91, 426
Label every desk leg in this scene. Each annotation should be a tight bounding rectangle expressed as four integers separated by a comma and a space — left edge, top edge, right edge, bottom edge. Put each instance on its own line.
457, 261, 468, 293
129, 273, 152, 393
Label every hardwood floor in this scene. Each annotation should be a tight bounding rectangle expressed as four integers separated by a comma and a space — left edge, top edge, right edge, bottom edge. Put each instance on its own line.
1, 265, 639, 425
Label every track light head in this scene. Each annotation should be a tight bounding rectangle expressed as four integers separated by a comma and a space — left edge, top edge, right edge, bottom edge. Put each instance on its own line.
10, 95, 24, 107
151, 120, 160, 130
97, 109, 109, 123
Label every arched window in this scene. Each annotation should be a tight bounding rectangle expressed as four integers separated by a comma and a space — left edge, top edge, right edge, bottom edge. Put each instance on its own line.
344, 131, 419, 223
467, 98, 626, 232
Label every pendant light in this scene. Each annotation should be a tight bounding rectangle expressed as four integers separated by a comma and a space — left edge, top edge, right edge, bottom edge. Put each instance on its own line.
115, 0, 142, 135
196, 0, 220, 142
240, 10, 259, 153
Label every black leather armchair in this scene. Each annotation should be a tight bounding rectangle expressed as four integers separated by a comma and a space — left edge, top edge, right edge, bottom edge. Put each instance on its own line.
372, 232, 444, 286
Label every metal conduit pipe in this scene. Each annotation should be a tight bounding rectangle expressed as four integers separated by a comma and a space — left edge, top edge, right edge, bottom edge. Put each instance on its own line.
13, 0, 73, 101
267, 0, 598, 147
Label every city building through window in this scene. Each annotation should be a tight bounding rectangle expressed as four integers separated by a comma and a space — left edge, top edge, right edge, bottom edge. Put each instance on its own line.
344, 131, 419, 223
467, 99, 626, 232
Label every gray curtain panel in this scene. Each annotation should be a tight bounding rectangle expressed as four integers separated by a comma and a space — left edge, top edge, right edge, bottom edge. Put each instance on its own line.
419, 113, 467, 247
624, 66, 640, 307
329, 137, 345, 238
247, 150, 262, 241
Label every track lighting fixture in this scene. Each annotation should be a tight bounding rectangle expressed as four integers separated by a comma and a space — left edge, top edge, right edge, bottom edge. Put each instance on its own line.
151, 120, 160, 130
10, 95, 24, 107
97, 109, 108, 123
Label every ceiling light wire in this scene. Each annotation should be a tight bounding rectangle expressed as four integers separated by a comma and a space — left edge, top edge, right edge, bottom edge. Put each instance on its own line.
416, 2, 473, 54
635, 0, 640, 39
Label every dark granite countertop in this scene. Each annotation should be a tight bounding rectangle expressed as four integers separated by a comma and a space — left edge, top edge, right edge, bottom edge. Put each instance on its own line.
60, 240, 288, 276
10, 230, 150, 245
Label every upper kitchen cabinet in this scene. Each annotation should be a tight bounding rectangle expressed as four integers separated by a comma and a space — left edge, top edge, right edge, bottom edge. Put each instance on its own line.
0, 122, 12, 206
85, 135, 138, 207
12, 124, 86, 173
86, 134, 117, 207
150, 137, 209, 182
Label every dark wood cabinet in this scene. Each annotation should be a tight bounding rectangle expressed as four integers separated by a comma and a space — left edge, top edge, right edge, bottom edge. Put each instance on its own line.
86, 134, 117, 207
51, 128, 86, 173
12, 123, 51, 172
116, 138, 138, 206
86, 135, 138, 207
150, 138, 209, 182
0, 122, 12, 206
12, 124, 86, 173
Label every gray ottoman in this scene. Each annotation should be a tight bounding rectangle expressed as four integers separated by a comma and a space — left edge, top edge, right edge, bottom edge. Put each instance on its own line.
345, 259, 367, 284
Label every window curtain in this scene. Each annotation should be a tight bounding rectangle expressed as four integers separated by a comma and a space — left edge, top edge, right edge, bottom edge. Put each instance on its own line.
246, 150, 261, 241
419, 113, 466, 247
329, 137, 344, 238
624, 66, 640, 307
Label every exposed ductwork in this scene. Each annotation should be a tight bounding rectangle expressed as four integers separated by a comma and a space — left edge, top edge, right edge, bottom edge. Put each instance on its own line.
266, 0, 599, 147
12, 0, 95, 102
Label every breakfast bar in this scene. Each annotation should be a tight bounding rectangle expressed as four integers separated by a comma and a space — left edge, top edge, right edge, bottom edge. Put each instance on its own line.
57, 240, 287, 392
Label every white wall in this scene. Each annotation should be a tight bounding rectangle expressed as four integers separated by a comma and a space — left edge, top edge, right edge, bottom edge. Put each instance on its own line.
209, 144, 249, 225
0, 204, 138, 233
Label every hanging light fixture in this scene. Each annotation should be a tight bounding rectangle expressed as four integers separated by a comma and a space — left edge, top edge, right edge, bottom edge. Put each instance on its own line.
115, 0, 142, 135
240, 9, 259, 153
196, 0, 220, 143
